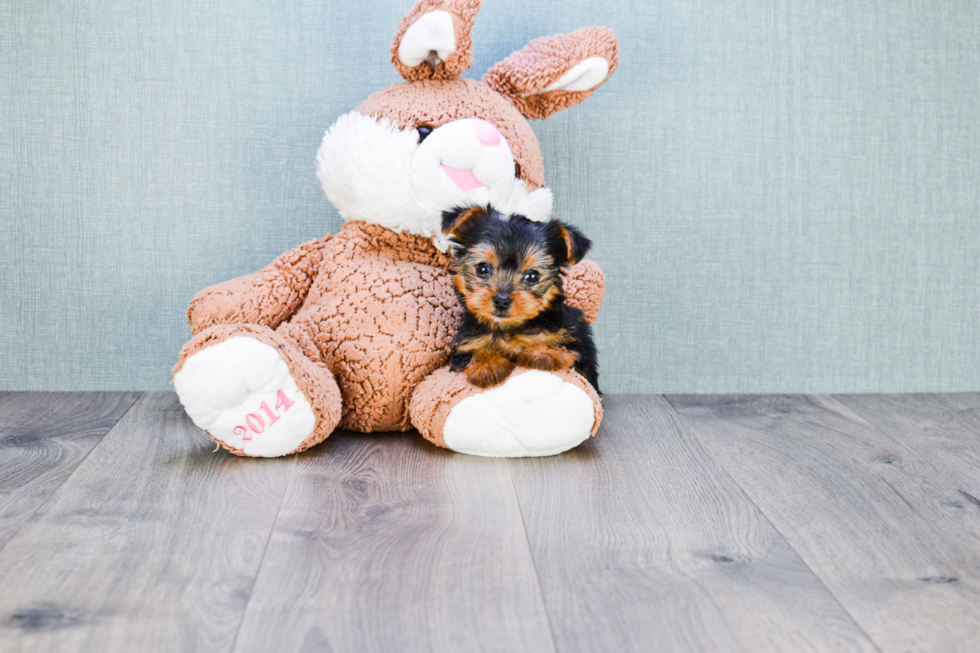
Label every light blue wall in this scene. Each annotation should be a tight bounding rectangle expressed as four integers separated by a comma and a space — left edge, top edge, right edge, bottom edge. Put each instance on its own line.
1, 0, 978, 393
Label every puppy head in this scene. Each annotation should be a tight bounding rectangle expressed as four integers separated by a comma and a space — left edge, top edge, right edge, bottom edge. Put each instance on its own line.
442, 205, 592, 328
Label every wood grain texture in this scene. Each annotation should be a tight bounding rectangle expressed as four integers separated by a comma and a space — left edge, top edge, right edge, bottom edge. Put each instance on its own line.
833, 394, 980, 505
0, 392, 141, 551
232, 431, 555, 653
509, 395, 877, 653
0, 392, 294, 653
2, 392, 978, 652
930, 393, 980, 413
670, 394, 980, 653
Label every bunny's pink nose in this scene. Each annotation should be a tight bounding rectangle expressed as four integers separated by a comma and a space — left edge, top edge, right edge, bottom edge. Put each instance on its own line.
473, 119, 500, 147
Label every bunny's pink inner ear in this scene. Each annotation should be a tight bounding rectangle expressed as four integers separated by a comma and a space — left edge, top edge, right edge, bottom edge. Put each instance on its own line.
483, 26, 619, 120
390, 0, 482, 81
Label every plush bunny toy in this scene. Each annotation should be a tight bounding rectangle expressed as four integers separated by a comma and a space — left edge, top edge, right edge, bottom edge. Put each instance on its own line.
173, 0, 618, 458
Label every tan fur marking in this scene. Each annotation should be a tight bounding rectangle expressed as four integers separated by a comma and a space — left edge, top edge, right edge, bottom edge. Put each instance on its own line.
456, 332, 494, 353
504, 328, 572, 352
521, 251, 536, 272
452, 274, 469, 296
446, 205, 487, 239
464, 329, 570, 359
524, 248, 552, 273
507, 289, 545, 324
559, 224, 578, 263
458, 327, 577, 385
463, 286, 498, 325
469, 243, 497, 268
463, 282, 561, 329
516, 343, 579, 372
515, 248, 553, 285
466, 348, 515, 388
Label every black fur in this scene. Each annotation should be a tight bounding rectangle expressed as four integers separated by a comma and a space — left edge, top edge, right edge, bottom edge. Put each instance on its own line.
442, 205, 592, 268
449, 301, 600, 392
443, 205, 600, 393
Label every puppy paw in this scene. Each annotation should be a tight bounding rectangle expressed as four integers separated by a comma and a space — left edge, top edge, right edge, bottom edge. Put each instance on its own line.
465, 355, 515, 388
516, 345, 578, 372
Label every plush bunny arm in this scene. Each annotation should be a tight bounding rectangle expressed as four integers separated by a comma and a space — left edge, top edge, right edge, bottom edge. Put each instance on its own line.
187, 236, 333, 335
563, 259, 605, 325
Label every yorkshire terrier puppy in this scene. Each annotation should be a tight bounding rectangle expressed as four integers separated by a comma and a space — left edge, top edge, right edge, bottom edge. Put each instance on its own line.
443, 205, 599, 392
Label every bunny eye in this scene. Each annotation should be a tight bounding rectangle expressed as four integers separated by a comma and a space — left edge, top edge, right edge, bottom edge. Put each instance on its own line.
417, 126, 433, 143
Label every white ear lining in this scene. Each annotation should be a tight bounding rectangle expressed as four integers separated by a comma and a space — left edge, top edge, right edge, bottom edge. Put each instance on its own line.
398, 11, 456, 67
534, 56, 610, 94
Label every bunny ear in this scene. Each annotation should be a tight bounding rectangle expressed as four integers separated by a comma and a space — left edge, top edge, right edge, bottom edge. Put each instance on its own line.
483, 27, 619, 120
390, 0, 482, 81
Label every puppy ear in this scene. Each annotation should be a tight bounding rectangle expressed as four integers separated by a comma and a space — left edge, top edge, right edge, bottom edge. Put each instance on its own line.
390, 0, 482, 81
442, 205, 488, 242
483, 26, 619, 120
549, 221, 592, 265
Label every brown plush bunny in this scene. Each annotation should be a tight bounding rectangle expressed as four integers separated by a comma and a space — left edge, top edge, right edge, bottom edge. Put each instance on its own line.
173, 0, 618, 457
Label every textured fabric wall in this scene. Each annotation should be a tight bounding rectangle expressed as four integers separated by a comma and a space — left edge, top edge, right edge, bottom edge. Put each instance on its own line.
1, 0, 978, 393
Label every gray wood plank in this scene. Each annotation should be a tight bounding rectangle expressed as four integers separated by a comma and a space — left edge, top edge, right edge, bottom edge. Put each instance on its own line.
232, 431, 556, 653
0, 392, 294, 653
0, 392, 141, 551
931, 392, 980, 414
670, 394, 980, 653
833, 394, 980, 506
509, 395, 878, 653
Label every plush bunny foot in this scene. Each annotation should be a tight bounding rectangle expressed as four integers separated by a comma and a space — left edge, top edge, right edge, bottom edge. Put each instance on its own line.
411, 367, 602, 457
173, 325, 342, 457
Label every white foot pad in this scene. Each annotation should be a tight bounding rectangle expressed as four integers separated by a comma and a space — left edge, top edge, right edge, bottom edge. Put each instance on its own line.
174, 337, 316, 457
442, 370, 596, 457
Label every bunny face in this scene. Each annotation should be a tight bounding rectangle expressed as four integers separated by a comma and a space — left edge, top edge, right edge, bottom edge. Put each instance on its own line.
317, 79, 551, 250
316, 0, 619, 251
357, 78, 546, 190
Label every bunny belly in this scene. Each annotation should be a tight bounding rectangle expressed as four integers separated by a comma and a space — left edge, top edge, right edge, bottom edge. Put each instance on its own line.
280, 249, 461, 433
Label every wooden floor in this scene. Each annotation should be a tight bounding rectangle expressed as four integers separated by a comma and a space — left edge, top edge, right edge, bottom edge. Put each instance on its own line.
0, 393, 978, 652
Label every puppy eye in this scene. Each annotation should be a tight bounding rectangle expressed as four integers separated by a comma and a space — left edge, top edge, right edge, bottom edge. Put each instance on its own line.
475, 262, 493, 278
523, 270, 540, 284
417, 126, 433, 143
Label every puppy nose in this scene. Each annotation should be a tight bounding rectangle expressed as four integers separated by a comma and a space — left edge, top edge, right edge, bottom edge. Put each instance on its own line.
492, 294, 512, 311
473, 119, 501, 147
